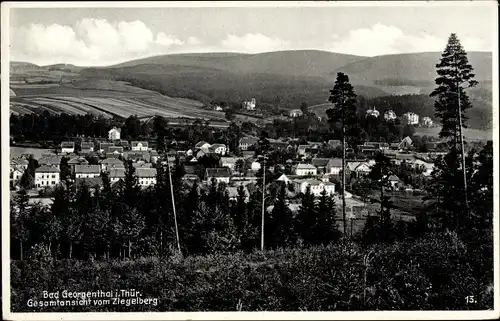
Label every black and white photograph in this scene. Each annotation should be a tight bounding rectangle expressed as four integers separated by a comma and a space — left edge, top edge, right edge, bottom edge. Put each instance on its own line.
2, 1, 498, 319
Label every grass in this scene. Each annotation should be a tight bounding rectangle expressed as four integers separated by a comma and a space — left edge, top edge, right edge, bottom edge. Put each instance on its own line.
10, 146, 55, 159
415, 127, 492, 141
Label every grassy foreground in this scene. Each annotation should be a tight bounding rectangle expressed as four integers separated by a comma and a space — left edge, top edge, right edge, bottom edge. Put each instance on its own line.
11, 232, 493, 312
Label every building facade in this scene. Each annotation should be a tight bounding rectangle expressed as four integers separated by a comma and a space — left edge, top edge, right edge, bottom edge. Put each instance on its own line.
34, 166, 60, 189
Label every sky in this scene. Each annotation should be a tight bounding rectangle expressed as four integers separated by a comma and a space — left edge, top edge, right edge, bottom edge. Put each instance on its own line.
8, 3, 497, 66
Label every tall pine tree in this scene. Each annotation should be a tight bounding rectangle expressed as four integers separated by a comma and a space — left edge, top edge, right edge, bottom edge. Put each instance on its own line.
327, 72, 361, 235
430, 33, 478, 219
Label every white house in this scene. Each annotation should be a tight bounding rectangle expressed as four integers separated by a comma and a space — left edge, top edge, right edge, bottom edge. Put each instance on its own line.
251, 161, 261, 172
61, 141, 75, 154
289, 109, 303, 118
421, 116, 433, 127
366, 107, 380, 118
195, 141, 211, 150
243, 98, 256, 111
109, 168, 126, 183
74, 165, 101, 179
34, 166, 60, 189
220, 157, 243, 171
294, 179, 335, 197
384, 110, 397, 121
108, 127, 121, 140
347, 161, 372, 177
11, 158, 29, 172
10, 168, 24, 187
205, 168, 231, 184
402, 112, 419, 125
294, 163, 318, 176
326, 158, 343, 175
80, 141, 94, 153
239, 137, 259, 151
136, 168, 157, 188
412, 159, 435, 177
131, 141, 149, 152
210, 144, 227, 156
67, 157, 89, 175
100, 158, 124, 172
277, 174, 291, 184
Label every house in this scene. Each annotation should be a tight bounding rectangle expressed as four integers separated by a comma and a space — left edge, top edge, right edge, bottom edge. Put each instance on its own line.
109, 168, 126, 183
293, 179, 335, 197
269, 140, 289, 151
75, 177, 103, 194
402, 112, 419, 125
133, 162, 153, 169
136, 168, 157, 187
421, 117, 433, 127
108, 146, 124, 156
384, 110, 397, 121
387, 175, 401, 190
366, 107, 380, 118
243, 98, 256, 111
277, 174, 291, 184
412, 159, 435, 177
251, 161, 261, 172
34, 165, 60, 189
100, 158, 124, 172
10, 167, 24, 187
226, 185, 250, 202
220, 157, 244, 171
11, 158, 29, 172
38, 156, 62, 168
150, 150, 159, 163
74, 165, 101, 179
67, 157, 89, 174
99, 142, 115, 154
131, 141, 149, 151
205, 168, 231, 184
289, 109, 303, 118
327, 140, 341, 149
297, 145, 310, 157
311, 158, 331, 174
61, 141, 75, 154
209, 144, 227, 156
294, 163, 317, 176
239, 137, 259, 151
326, 158, 343, 175
399, 136, 413, 150
195, 141, 211, 150
80, 142, 94, 153
124, 151, 150, 163
108, 127, 121, 140
347, 161, 372, 177
196, 149, 208, 160
115, 139, 130, 149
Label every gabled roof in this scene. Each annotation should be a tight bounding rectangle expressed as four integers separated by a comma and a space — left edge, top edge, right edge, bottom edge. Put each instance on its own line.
108, 127, 121, 133
39, 156, 61, 166
80, 142, 94, 148
11, 158, 29, 166
75, 165, 100, 174
133, 162, 153, 168
295, 163, 317, 170
61, 141, 75, 148
109, 168, 126, 178
220, 157, 243, 165
297, 144, 309, 150
100, 158, 123, 165
239, 137, 259, 145
195, 141, 210, 148
206, 168, 231, 178
99, 142, 114, 147
326, 158, 343, 167
35, 165, 60, 173
347, 161, 370, 171
68, 157, 89, 165
131, 141, 149, 147
388, 175, 400, 181
108, 146, 124, 153
312, 158, 330, 167
136, 168, 156, 178
210, 144, 226, 151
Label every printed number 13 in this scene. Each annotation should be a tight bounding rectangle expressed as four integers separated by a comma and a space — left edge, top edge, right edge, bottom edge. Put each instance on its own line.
466, 295, 477, 304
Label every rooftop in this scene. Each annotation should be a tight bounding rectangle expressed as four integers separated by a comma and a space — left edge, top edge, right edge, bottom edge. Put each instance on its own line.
109, 168, 126, 178
295, 163, 317, 170
206, 168, 231, 177
136, 168, 157, 178
75, 165, 101, 174
35, 165, 60, 173
100, 158, 123, 165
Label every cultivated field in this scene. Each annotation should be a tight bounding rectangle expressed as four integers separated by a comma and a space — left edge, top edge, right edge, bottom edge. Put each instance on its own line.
10, 146, 55, 160
9, 79, 227, 121
415, 126, 492, 141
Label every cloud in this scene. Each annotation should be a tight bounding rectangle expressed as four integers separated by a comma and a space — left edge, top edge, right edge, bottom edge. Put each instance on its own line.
155, 32, 184, 47
328, 23, 489, 56
221, 33, 291, 53
10, 18, 199, 66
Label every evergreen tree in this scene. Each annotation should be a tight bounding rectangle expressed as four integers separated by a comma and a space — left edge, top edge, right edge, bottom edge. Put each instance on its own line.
118, 203, 145, 258
469, 141, 493, 233
430, 33, 478, 218
268, 184, 295, 248
153, 116, 168, 153
316, 189, 341, 244
60, 156, 71, 181
11, 190, 30, 260
19, 156, 38, 190
296, 186, 317, 244
123, 159, 140, 206
326, 72, 361, 235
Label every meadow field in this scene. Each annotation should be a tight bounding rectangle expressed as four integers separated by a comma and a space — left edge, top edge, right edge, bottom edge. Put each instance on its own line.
9, 79, 226, 121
